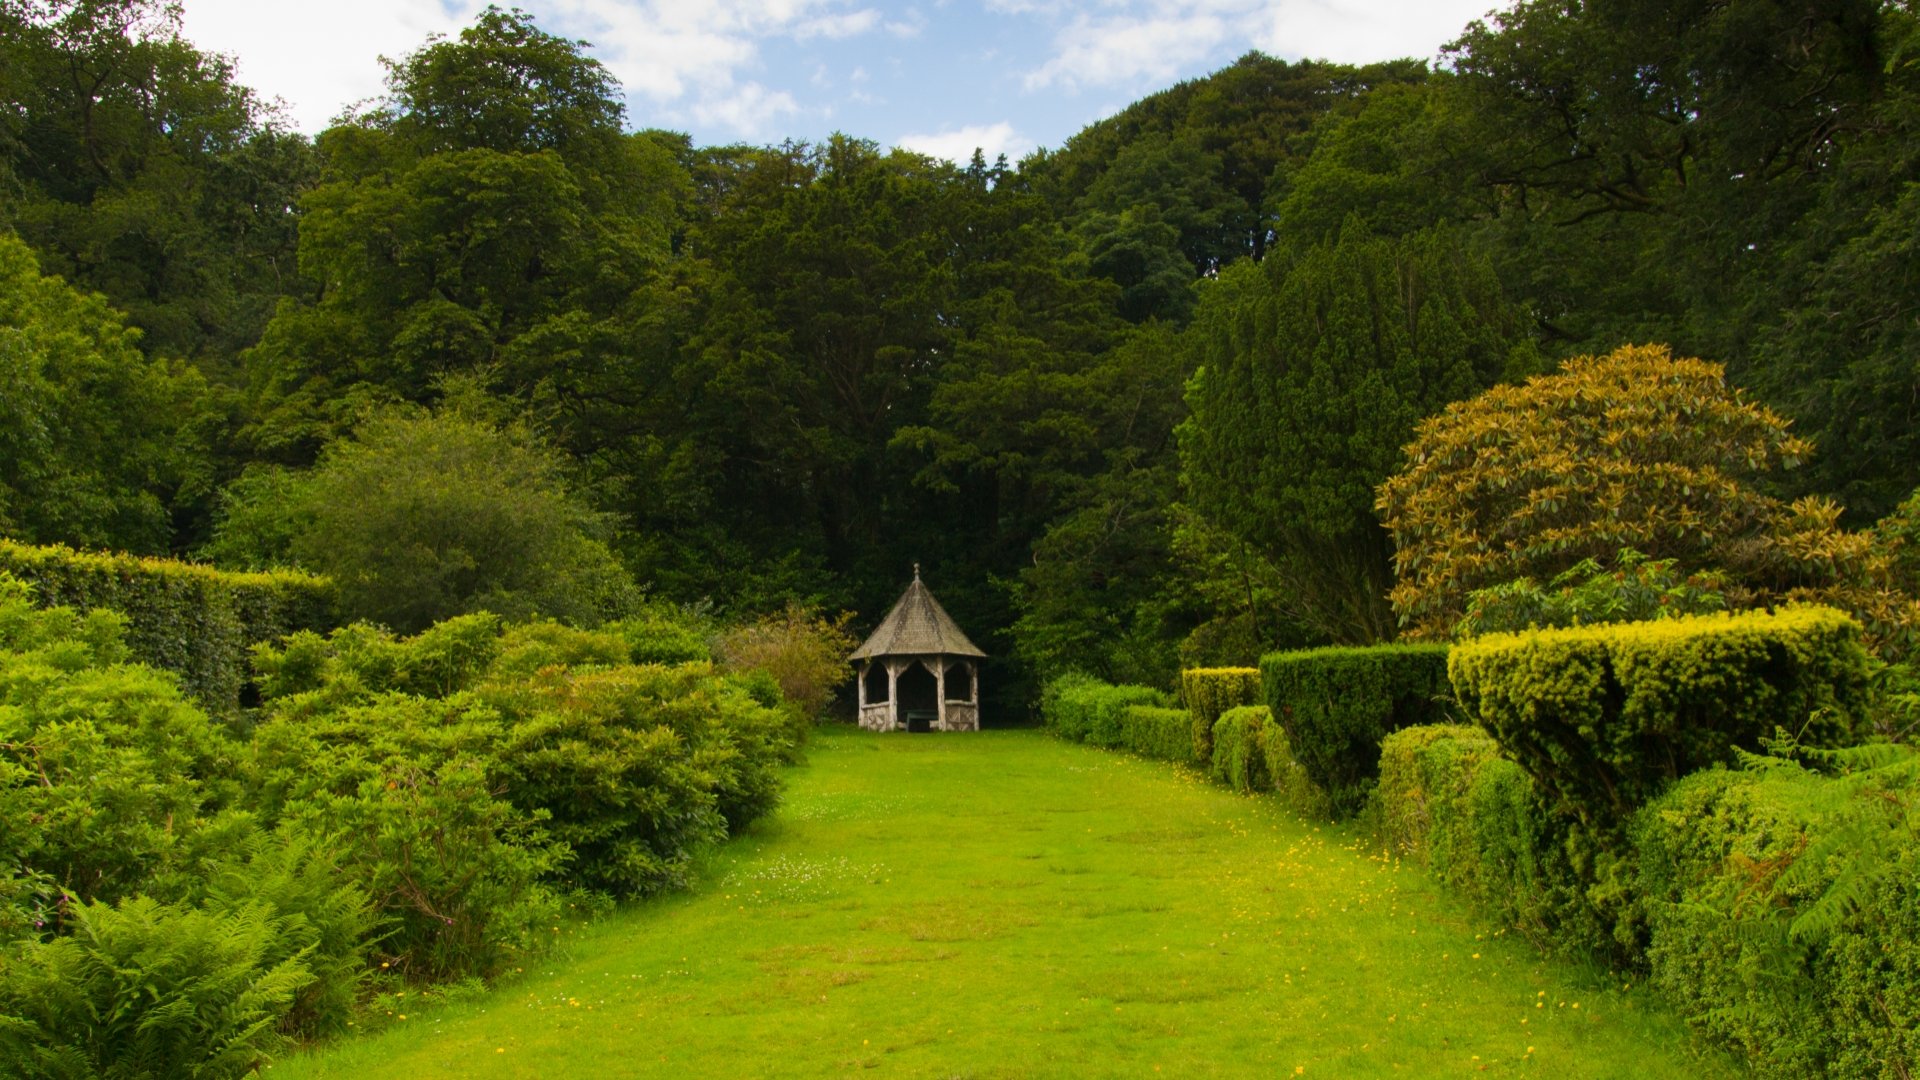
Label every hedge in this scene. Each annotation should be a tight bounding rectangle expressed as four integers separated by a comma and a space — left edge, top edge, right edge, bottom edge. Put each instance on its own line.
1449, 607, 1872, 828
1117, 705, 1196, 764
1624, 754, 1920, 1078
1261, 644, 1452, 816
1040, 674, 1170, 746
1374, 724, 1614, 960
1181, 667, 1261, 767
1210, 705, 1270, 792
0, 541, 334, 713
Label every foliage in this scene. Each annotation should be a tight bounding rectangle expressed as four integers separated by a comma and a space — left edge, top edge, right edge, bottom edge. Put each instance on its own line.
607, 605, 713, 666
1450, 608, 1872, 829
1260, 643, 1452, 816
1373, 724, 1614, 961
1208, 705, 1270, 793
246, 408, 638, 634
1455, 549, 1729, 639
1379, 344, 1815, 640
0, 538, 332, 712
1039, 673, 1170, 747
1179, 667, 1260, 768
0, 233, 212, 553
1115, 704, 1194, 765
1180, 224, 1535, 643
0, 896, 315, 1079
712, 603, 855, 722
1623, 744, 1920, 1077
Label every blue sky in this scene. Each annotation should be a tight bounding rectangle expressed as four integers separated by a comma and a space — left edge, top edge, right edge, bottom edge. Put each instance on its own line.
180, 0, 1501, 162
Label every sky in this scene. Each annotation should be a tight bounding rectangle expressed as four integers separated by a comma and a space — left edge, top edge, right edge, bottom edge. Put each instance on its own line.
178, 0, 1502, 163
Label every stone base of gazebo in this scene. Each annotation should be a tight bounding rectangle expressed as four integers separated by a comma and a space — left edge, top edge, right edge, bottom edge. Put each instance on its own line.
857, 701, 979, 732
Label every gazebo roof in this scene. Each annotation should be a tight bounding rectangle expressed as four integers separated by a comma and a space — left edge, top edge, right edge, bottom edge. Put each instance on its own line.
849, 568, 986, 661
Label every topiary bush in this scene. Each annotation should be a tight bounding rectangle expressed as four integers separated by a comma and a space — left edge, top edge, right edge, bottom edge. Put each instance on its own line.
1261, 644, 1452, 816
1210, 706, 1271, 793
1450, 607, 1872, 828
0, 540, 334, 713
1181, 667, 1261, 767
1117, 704, 1196, 764
1256, 709, 1328, 819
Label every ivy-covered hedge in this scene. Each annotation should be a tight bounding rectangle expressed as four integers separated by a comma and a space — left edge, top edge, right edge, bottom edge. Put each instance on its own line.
1117, 705, 1196, 764
1261, 644, 1452, 816
1180, 667, 1260, 767
1040, 673, 1170, 747
1450, 607, 1872, 827
0, 540, 334, 713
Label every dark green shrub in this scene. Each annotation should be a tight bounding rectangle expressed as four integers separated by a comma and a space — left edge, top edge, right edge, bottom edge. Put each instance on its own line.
0, 896, 314, 1080
0, 539, 334, 713
1261, 643, 1452, 816
1210, 706, 1271, 793
1116, 705, 1194, 764
1454, 548, 1728, 639
1040, 674, 1168, 746
1451, 607, 1872, 828
1181, 667, 1260, 766
1374, 723, 1614, 960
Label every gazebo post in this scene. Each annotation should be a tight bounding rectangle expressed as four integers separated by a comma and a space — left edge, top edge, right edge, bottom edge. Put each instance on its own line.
935, 658, 947, 731
857, 662, 867, 710
886, 659, 900, 731
970, 661, 979, 705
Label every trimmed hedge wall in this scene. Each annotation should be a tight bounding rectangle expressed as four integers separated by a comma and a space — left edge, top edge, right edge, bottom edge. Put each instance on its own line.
1261, 644, 1452, 817
1041, 673, 1170, 747
0, 541, 334, 713
1117, 705, 1196, 764
1209, 705, 1270, 792
1450, 607, 1871, 827
1373, 724, 1610, 958
1181, 667, 1261, 767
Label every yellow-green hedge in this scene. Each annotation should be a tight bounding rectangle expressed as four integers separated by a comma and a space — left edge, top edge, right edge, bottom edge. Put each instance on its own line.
1181, 667, 1261, 766
1450, 606, 1871, 827
0, 540, 334, 713
1117, 704, 1196, 764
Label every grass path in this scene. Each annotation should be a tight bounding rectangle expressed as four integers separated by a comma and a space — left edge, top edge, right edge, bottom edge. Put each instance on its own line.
273, 729, 1736, 1078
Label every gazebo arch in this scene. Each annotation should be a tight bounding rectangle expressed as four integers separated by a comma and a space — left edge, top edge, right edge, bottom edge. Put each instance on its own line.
849, 566, 985, 732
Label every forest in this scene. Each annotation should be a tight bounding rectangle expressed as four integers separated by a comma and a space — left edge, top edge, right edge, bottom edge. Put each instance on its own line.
6, 0, 1915, 710
8, 0, 1920, 1076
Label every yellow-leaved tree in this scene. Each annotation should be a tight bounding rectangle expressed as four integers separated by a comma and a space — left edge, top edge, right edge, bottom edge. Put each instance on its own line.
1377, 344, 1919, 660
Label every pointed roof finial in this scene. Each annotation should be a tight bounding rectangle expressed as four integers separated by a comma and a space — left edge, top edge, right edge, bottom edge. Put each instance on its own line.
913, 561, 921, 581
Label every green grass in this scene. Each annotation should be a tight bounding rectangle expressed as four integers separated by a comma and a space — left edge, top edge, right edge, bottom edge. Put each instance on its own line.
271, 728, 1737, 1078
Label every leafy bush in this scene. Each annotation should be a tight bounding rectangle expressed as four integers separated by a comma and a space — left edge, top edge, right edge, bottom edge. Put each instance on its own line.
1450, 607, 1872, 827
1115, 704, 1194, 764
1208, 705, 1272, 792
1455, 549, 1728, 638
1378, 344, 1814, 640
609, 605, 713, 665
1261, 644, 1451, 816
1180, 667, 1260, 766
1255, 709, 1328, 819
0, 539, 333, 713
1623, 747, 1920, 1077
0, 896, 315, 1080
1374, 724, 1614, 960
1040, 674, 1170, 747
713, 602, 856, 721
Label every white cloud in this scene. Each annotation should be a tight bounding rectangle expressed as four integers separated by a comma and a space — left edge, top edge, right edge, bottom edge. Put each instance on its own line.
178, 0, 890, 137
896, 121, 1034, 164
1014, 0, 1499, 93
691, 81, 802, 138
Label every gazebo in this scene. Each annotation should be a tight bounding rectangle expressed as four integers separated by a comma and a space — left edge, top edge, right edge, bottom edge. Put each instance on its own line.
850, 566, 985, 732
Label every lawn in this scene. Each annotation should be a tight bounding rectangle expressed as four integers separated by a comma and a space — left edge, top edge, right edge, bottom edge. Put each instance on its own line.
271, 728, 1737, 1078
